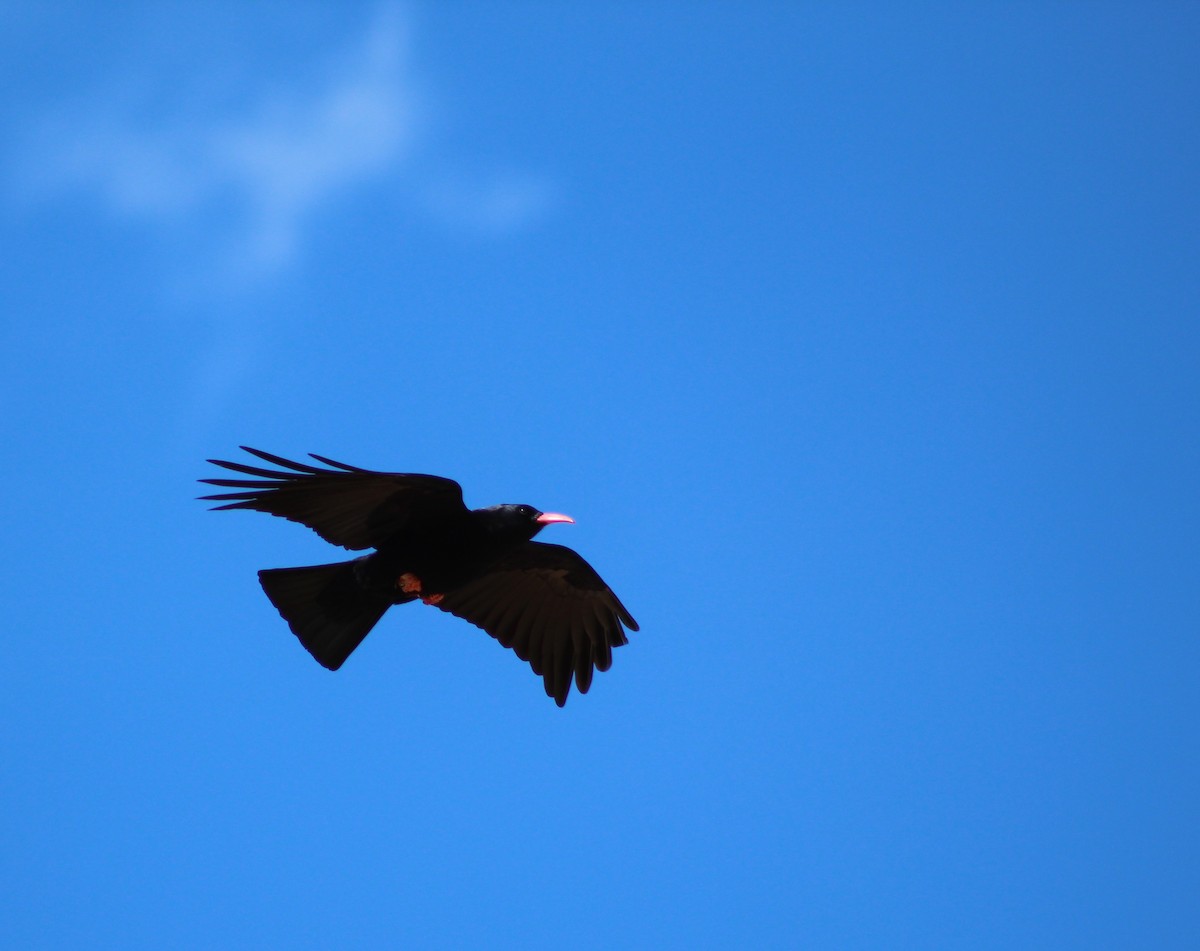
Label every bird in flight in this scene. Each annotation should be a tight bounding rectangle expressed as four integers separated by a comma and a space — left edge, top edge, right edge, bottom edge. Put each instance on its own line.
199, 447, 638, 706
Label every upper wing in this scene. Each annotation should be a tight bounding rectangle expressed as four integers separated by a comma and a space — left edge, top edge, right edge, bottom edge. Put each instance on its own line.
199, 447, 466, 550
433, 541, 639, 706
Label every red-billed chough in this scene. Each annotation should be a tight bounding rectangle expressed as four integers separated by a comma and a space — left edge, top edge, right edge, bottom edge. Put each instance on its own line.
200, 447, 638, 706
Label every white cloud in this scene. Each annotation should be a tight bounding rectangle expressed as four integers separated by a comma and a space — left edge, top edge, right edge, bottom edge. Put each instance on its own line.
204, 6, 415, 273
422, 172, 558, 237
13, 3, 552, 288
3, 3, 558, 436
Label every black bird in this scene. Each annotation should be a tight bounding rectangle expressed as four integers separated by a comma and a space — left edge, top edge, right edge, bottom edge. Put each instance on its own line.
199, 447, 638, 705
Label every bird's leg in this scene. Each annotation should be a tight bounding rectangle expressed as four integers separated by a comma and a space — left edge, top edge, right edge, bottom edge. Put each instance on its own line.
397, 572, 443, 605
397, 572, 423, 594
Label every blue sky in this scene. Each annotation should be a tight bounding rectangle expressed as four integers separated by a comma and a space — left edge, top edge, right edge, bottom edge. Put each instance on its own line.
2, 3, 1198, 948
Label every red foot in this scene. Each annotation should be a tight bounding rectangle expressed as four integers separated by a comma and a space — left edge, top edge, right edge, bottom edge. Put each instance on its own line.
397, 572, 423, 594
422, 593, 444, 606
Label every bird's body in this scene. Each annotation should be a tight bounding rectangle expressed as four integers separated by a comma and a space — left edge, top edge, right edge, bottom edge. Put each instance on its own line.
363, 504, 548, 595
199, 447, 638, 705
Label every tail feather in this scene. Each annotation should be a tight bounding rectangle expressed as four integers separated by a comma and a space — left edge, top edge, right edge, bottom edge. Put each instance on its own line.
258, 561, 393, 670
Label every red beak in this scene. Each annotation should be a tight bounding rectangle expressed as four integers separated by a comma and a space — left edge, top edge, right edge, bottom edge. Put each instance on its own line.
536, 512, 575, 526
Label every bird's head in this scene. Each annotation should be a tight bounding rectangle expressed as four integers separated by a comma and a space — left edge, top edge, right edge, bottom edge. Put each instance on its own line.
485, 503, 575, 541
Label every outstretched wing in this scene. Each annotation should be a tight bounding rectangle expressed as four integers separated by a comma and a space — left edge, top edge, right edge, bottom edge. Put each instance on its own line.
199, 447, 466, 551
434, 541, 639, 706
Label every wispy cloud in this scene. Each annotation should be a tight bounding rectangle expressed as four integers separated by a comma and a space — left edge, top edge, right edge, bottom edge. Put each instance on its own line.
422, 172, 558, 238
12, 4, 552, 288
3, 3, 557, 439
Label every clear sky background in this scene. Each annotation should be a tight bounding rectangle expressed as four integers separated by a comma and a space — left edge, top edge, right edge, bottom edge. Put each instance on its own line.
2, 3, 1197, 948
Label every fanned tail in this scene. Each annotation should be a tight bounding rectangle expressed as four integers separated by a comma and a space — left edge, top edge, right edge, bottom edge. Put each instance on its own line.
257, 560, 395, 670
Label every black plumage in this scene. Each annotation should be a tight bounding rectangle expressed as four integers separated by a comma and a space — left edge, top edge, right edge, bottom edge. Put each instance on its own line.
199, 447, 637, 706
